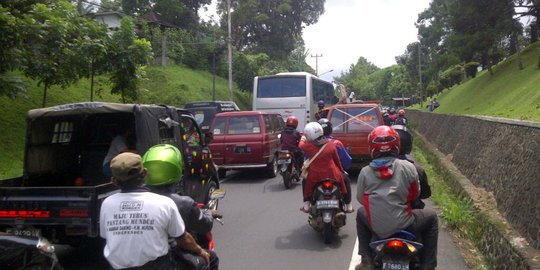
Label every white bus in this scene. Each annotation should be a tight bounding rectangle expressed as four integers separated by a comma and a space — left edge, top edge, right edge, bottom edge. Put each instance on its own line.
252, 72, 336, 131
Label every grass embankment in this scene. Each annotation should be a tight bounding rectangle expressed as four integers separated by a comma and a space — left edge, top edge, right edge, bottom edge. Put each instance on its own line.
0, 65, 251, 178
410, 41, 540, 122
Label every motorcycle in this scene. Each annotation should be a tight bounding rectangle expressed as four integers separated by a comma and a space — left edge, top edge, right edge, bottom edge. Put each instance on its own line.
195, 188, 225, 251
0, 232, 63, 270
277, 150, 302, 189
368, 230, 423, 270
307, 178, 347, 244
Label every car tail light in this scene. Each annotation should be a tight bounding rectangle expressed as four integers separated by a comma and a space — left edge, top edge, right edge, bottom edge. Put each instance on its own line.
0, 210, 50, 218
60, 209, 89, 217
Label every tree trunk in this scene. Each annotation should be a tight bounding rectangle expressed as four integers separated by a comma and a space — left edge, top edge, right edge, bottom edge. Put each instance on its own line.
90, 59, 95, 101
42, 83, 48, 108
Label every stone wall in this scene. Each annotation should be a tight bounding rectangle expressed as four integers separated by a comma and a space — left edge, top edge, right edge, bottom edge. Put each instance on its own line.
408, 110, 540, 268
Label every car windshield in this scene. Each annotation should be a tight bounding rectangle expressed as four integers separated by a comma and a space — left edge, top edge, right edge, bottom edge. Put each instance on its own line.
228, 116, 261, 134
330, 107, 381, 134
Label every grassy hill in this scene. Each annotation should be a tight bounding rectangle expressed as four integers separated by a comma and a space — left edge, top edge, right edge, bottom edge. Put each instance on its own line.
411, 41, 540, 122
0, 65, 251, 178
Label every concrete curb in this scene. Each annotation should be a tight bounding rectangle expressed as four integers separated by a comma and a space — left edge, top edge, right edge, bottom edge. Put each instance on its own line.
412, 130, 540, 270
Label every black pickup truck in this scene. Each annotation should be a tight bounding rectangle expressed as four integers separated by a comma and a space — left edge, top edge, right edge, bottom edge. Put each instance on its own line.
0, 102, 219, 245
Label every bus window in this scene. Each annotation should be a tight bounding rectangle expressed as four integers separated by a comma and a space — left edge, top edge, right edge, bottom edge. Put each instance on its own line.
312, 78, 335, 104
257, 77, 306, 97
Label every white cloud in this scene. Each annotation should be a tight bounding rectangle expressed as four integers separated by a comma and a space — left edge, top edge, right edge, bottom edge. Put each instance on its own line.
303, 0, 431, 81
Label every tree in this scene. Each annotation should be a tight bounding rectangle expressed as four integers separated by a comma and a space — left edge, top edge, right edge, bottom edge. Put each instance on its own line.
217, 0, 325, 60
0, 4, 31, 99
514, 0, 540, 42
108, 17, 153, 102
18, 1, 102, 107
121, 0, 211, 29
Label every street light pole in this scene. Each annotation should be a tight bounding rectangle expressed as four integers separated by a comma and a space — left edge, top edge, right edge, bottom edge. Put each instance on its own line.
317, 69, 334, 77
227, 0, 233, 101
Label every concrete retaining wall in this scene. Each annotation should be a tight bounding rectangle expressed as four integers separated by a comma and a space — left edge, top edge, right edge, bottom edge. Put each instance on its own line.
408, 110, 540, 268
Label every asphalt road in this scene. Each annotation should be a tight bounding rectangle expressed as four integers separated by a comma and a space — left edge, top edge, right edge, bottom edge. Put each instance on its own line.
57, 169, 468, 269
214, 169, 469, 270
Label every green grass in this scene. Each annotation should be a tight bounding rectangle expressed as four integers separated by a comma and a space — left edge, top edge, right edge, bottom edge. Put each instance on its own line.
412, 139, 489, 270
410, 41, 540, 121
0, 65, 251, 179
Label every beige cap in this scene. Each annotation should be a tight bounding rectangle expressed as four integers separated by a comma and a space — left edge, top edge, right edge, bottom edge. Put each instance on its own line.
110, 152, 144, 182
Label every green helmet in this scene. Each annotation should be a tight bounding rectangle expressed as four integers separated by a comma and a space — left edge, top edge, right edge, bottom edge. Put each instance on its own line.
142, 144, 183, 186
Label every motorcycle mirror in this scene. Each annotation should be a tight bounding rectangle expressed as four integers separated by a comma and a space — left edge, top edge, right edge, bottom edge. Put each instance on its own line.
210, 189, 226, 200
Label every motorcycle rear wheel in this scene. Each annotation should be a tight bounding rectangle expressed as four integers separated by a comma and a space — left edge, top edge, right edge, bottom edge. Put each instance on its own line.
282, 171, 292, 189
322, 223, 333, 244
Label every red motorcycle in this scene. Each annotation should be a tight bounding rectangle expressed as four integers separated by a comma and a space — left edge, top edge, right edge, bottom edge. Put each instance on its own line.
278, 149, 303, 189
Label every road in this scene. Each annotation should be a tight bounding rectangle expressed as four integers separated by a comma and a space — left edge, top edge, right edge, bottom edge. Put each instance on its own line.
58, 169, 468, 269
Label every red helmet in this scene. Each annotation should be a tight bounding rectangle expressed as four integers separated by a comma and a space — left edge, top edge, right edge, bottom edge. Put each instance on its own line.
285, 116, 299, 128
398, 109, 405, 116
368, 126, 400, 158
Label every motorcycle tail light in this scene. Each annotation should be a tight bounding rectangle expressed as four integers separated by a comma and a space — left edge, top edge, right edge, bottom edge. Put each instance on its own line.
279, 152, 290, 159
322, 181, 333, 189
388, 240, 404, 248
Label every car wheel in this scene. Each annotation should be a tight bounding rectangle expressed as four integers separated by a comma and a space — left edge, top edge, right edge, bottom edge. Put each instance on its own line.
218, 168, 227, 179
266, 155, 278, 178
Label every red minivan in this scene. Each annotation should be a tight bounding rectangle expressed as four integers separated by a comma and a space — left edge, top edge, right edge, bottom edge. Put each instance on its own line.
208, 111, 284, 179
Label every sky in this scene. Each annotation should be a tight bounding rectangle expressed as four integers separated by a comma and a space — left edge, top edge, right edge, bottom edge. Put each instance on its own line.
303, 0, 432, 82
199, 0, 432, 82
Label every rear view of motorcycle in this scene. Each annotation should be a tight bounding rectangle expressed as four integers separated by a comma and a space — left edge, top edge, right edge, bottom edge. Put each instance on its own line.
307, 178, 347, 244
368, 230, 423, 270
0, 232, 63, 270
277, 150, 301, 189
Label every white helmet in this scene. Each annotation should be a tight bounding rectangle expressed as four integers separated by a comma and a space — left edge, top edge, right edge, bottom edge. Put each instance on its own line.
304, 122, 324, 142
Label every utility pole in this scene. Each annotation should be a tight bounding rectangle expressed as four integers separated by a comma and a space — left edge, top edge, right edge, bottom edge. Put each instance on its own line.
418, 41, 422, 105
311, 54, 322, 76
227, 0, 233, 101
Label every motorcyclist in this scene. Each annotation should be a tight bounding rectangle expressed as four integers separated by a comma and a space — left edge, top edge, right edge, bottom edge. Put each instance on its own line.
394, 109, 408, 126
142, 144, 220, 270
355, 126, 438, 270
298, 122, 350, 212
392, 124, 431, 209
280, 116, 304, 171
386, 107, 398, 125
314, 100, 328, 120
100, 152, 208, 270
317, 118, 353, 213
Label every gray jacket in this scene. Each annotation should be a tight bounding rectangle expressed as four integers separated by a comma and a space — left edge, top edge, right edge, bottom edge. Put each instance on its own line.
357, 157, 420, 238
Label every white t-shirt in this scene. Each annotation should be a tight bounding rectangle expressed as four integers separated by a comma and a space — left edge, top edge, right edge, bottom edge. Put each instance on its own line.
103, 135, 128, 166
100, 191, 185, 269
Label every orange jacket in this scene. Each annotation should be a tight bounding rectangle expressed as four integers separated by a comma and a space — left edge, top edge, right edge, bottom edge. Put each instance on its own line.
299, 140, 346, 200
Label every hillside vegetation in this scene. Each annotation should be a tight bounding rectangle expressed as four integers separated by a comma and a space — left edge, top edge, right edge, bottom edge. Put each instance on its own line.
0, 65, 251, 178
411, 41, 540, 122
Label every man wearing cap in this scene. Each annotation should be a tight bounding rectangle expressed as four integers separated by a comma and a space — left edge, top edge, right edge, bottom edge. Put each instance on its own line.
99, 152, 210, 270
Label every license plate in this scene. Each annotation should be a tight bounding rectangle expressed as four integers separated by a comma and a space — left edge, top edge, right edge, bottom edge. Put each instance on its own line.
382, 261, 409, 270
277, 159, 291, 165
6, 228, 41, 237
315, 200, 339, 209
233, 146, 251, 154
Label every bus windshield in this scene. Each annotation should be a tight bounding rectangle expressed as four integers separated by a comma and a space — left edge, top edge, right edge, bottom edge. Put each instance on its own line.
257, 77, 306, 98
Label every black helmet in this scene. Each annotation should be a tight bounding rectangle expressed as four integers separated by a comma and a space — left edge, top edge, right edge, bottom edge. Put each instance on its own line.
392, 125, 412, 155
317, 118, 333, 136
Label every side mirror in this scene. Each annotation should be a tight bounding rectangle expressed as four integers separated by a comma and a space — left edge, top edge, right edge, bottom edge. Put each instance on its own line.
210, 188, 226, 200
204, 132, 213, 144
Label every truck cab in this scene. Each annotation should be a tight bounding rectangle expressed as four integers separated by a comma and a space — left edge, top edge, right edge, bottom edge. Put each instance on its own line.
0, 102, 219, 244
